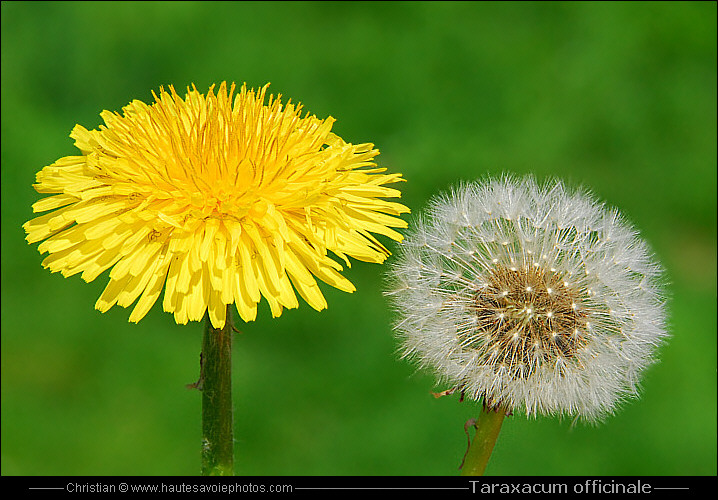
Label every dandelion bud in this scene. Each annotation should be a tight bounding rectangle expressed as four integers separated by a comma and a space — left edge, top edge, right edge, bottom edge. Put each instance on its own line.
387, 176, 667, 420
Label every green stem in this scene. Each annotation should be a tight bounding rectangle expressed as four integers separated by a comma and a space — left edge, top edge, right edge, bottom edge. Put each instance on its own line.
460, 400, 507, 476
200, 306, 234, 476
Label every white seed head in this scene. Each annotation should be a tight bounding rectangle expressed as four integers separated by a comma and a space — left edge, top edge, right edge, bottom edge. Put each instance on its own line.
386, 176, 668, 421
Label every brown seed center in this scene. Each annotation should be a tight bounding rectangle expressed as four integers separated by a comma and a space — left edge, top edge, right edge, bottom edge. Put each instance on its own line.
464, 263, 590, 379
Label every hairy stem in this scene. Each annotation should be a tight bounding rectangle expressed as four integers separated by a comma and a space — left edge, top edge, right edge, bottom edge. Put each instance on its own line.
200, 306, 234, 476
460, 400, 507, 476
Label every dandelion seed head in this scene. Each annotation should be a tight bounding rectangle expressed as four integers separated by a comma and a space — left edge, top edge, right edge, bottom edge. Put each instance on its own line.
387, 176, 667, 421
24, 82, 409, 328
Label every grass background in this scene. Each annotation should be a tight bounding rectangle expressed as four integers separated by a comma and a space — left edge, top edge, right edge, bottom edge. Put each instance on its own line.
1, 1, 715, 476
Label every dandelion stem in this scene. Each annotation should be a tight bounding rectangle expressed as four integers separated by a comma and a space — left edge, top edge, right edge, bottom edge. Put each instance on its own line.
201, 306, 234, 476
460, 400, 506, 476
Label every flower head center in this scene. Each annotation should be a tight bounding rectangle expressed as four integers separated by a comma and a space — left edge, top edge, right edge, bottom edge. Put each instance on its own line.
465, 263, 591, 379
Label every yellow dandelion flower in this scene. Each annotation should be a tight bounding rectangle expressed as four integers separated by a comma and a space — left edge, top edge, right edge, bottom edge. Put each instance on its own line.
24, 82, 409, 328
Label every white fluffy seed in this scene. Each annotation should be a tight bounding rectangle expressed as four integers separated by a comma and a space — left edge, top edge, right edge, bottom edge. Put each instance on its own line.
386, 175, 668, 421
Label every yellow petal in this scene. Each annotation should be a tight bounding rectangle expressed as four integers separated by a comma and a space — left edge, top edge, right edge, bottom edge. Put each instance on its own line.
129, 249, 170, 322
208, 288, 226, 329
288, 273, 327, 312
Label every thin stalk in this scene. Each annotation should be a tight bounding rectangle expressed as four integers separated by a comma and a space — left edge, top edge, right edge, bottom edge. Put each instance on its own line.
460, 400, 507, 476
200, 306, 234, 476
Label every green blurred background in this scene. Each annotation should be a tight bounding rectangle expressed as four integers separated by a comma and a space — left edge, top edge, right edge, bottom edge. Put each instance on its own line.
2, 1, 715, 476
